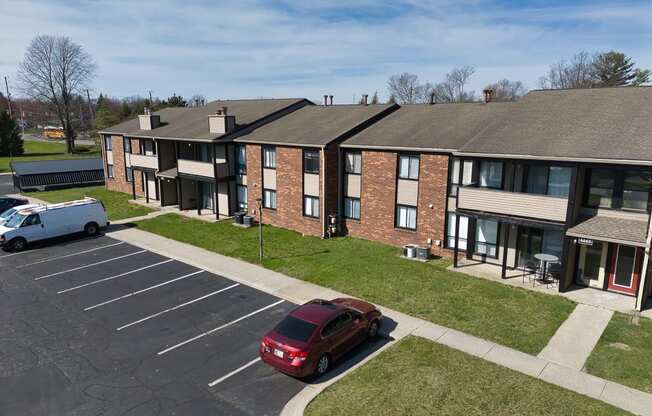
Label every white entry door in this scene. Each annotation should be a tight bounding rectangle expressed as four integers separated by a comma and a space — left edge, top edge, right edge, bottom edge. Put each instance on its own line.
577, 241, 607, 288
145, 172, 157, 200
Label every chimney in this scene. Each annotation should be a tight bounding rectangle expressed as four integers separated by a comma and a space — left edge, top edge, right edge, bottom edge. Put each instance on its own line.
429, 92, 435, 105
138, 108, 160, 130
483, 89, 493, 104
362, 94, 368, 105
208, 107, 236, 134
323, 95, 329, 106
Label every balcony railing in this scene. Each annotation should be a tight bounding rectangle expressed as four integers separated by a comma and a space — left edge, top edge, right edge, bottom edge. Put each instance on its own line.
457, 186, 568, 223
178, 159, 230, 179
129, 154, 158, 170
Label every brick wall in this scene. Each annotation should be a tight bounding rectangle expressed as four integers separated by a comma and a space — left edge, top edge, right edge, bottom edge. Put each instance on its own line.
246, 144, 323, 237
342, 150, 449, 257
104, 135, 145, 197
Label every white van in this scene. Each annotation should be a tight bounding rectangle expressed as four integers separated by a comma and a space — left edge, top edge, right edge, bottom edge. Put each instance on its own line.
0, 204, 42, 226
0, 198, 109, 251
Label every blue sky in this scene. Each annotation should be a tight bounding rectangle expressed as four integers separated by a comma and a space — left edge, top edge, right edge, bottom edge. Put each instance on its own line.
2, 0, 651, 103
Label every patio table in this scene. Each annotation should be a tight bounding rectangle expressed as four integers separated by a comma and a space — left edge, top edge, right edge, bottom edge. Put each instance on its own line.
534, 253, 559, 283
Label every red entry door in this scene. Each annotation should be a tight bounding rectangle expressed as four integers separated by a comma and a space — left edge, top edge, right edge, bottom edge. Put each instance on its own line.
607, 244, 642, 296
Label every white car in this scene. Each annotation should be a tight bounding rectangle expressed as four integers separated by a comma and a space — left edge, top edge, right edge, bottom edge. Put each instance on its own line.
0, 198, 109, 251
0, 204, 42, 226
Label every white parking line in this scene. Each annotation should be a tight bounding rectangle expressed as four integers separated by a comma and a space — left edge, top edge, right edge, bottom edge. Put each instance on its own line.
116, 283, 240, 331
208, 358, 261, 388
83, 270, 206, 311
158, 299, 285, 355
34, 250, 147, 280
16, 242, 125, 269
57, 259, 174, 294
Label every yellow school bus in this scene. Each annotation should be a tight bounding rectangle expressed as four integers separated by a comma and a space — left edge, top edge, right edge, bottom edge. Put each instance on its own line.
43, 126, 65, 139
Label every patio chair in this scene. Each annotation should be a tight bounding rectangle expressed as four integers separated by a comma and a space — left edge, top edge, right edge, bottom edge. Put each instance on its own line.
546, 263, 562, 289
521, 260, 540, 286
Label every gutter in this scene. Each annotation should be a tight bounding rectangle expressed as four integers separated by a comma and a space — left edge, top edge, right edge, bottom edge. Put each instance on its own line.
453, 151, 652, 167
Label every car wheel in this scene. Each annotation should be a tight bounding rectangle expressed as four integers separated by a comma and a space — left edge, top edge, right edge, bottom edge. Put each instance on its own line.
10, 237, 27, 252
84, 222, 99, 236
315, 354, 330, 376
368, 319, 380, 339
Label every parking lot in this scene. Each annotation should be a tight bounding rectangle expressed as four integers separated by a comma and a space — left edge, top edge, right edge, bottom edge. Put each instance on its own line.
0, 234, 310, 415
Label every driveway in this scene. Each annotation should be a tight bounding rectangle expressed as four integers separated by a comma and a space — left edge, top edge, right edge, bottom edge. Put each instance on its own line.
0, 234, 308, 415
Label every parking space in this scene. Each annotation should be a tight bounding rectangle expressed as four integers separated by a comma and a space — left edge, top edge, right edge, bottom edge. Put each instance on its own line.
0, 234, 309, 415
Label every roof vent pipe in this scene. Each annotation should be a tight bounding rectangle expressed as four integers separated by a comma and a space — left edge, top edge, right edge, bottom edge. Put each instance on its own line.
483, 89, 493, 104
323, 95, 328, 106
362, 94, 368, 105
429, 92, 435, 105
329, 95, 334, 106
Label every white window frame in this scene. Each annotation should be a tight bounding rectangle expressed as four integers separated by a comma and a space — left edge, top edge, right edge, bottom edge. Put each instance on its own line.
395, 204, 417, 230
263, 189, 277, 209
304, 196, 319, 218
344, 197, 360, 220
263, 146, 276, 169
398, 154, 419, 180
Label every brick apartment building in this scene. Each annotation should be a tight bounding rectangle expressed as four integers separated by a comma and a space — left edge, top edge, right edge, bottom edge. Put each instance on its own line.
233, 101, 398, 237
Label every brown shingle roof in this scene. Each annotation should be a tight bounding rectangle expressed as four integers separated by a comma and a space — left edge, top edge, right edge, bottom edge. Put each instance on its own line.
234, 104, 397, 147
341, 102, 513, 152
99, 98, 308, 141
459, 87, 652, 164
566, 216, 649, 247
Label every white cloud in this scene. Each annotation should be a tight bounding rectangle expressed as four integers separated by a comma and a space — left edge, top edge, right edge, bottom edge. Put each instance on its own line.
1, 0, 651, 103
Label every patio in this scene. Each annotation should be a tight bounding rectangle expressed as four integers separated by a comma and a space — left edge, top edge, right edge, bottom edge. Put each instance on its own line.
448, 259, 651, 318
128, 197, 229, 223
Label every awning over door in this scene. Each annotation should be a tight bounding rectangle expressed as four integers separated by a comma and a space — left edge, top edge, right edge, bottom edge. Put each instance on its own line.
567, 216, 648, 248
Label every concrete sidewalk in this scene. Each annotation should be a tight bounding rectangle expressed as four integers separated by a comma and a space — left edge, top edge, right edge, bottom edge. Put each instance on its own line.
105, 226, 652, 416
539, 304, 614, 370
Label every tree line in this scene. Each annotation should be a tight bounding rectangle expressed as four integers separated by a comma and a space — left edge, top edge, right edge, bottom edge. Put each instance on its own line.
386, 51, 650, 105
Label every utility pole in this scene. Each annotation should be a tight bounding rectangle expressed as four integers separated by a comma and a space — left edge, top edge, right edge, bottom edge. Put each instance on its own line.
149, 90, 153, 106
86, 89, 94, 121
4, 76, 13, 118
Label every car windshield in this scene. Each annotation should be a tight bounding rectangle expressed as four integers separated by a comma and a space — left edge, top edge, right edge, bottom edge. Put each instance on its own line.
0, 208, 17, 219
5, 213, 27, 228
273, 315, 318, 342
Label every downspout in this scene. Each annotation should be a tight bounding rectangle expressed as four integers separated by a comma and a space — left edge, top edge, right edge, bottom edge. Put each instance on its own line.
320, 145, 327, 238
635, 211, 652, 311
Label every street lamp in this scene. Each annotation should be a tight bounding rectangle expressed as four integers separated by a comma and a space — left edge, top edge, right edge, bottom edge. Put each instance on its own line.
256, 197, 263, 263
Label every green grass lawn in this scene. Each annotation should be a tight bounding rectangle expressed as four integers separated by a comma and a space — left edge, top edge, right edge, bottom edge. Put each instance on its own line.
306, 336, 630, 416
28, 186, 154, 221
585, 312, 652, 394
0, 140, 100, 173
133, 214, 576, 354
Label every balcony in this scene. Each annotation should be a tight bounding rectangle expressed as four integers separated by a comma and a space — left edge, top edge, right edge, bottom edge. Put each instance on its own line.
129, 154, 158, 170
457, 187, 569, 223
177, 159, 230, 179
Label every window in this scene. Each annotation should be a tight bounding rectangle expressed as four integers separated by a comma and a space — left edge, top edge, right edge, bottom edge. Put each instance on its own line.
547, 167, 571, 197
125, 167, 133, 182
446, 213, 468, 250
395, 205, 417, 230
274, 316, 317, 343
525, 165, 548, 194
237, 185, 247, 210
107, 164, 114, 178
449, 158, 473, 196
475, 219, 498, 257
344, 197, 360, 220
198, 143, 211, 162
123, 137, 132, 154
104, 136, 112, 151
304, 149, 320, 174
22, 214, 41, 227
398, 155, 419, 180
304, 196, 319, 218
236, 145, 247, 174
479, 161, 503, 189
623, 171, 651, 211
322, 312, 353, 338
345, 152, 361, 174
263, 189, 276, 209
586, 169, 615, 208
263, 146, 276, 168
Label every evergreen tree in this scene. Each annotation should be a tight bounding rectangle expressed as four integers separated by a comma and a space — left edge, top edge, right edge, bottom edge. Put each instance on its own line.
371, 91, 379, 104
94, 99, 119, 131
387, 94, 397, 104
593, 51, 651, 87
0, 111, 24, 156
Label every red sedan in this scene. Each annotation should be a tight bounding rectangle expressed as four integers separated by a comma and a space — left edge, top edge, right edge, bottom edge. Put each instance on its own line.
260, 298, 382, 378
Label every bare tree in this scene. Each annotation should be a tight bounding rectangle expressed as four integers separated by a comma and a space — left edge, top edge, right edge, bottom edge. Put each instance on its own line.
17, 35, 96, 153
538, 52, 595, 90
429, 66, 476, 103
484, 79, 527, 101
387, 72, 425, 104
188, 94, 206, 107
